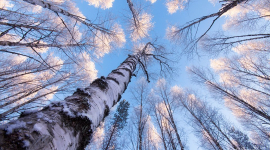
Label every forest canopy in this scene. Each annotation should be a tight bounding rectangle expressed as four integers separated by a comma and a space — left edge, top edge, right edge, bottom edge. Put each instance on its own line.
0, 0, 270, 149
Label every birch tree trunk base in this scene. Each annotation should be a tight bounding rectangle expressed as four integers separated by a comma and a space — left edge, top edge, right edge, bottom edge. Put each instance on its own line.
0, 102, 93, 150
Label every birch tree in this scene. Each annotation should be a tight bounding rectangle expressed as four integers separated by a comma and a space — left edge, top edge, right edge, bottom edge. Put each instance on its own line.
148, 79, 186, 150
189, 66, 270, 148
0, 38, 171, 149
174, 89, 253, 150
128, 77, 152, 150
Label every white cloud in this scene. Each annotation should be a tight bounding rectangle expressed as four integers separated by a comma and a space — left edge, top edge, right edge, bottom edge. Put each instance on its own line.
38, 85, 58, 100
86, 0, 115, 9
210, 58, 228, 72
208, 0, 218, 6
0, 34, 20, 42
156, 78, 166, 88
146, 0, 157, 4
137, 77, 148, 85
10, 55, 28, 66
32, 5, 43, 13
34, 41, 49, 53
170, 85, 183, 97
166, 0, 188, 14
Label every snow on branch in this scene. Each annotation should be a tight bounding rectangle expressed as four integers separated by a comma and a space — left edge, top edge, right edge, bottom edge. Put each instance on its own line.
127, 0, 154, 42
93, 23, 126, 58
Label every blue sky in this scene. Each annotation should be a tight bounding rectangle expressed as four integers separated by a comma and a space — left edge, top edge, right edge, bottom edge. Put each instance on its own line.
76, 0, 223, 84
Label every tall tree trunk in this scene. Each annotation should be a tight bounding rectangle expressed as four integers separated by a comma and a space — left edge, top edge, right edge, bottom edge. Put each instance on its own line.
0, 54, 138, 150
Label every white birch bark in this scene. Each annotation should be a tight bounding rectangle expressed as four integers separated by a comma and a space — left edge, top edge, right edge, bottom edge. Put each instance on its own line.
0, 54, 138, 150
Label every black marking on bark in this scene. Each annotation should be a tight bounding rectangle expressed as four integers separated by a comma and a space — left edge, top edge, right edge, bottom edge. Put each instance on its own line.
106, 77, 119, 85
119, 67, 132, 78
113, 100, 117, 107
111, 70, 125, 77
0, 129, 25, 150
124, 82, 127, 92
91, 77, 108, 91
66, 97, 90, 111
117, 94, 122, 102
61, 112, 92, 150
125, 60, 136, 67
103, 105, 110, 121
20, 110, 38, 118
124, 61, 133, 69
73, 88, 91, 97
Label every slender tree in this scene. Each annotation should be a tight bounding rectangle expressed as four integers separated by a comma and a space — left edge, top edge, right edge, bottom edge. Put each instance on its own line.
128, 77, 151, 150
229, 128, 254, 149
102, 100, 130, 150
189, 66, 270, 147
175, 90, 250, 150
148, 79, 186, 150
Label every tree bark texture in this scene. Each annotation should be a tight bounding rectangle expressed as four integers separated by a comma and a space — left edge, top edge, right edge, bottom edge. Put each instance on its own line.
0, 54, 138, 150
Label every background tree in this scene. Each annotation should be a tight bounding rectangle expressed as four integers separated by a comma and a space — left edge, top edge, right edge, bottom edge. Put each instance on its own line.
175, 88, 253, 150
146, 79, 186, 150
229, 128, 254, 150
128, 77, 152, 150
189, 66, 270, 148
102, 100, 130, 150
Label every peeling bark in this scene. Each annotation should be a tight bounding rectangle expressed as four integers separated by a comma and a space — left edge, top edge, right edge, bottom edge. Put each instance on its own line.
0, 55, 138, 150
